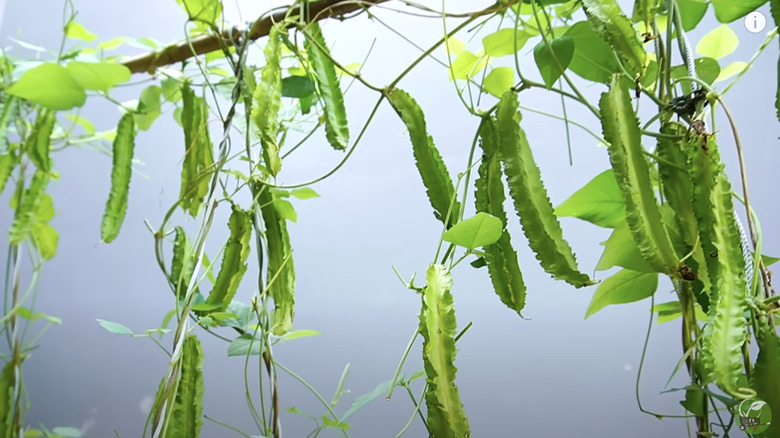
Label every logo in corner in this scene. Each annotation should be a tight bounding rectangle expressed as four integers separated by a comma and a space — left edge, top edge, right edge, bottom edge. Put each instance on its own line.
738, 398, 771, 434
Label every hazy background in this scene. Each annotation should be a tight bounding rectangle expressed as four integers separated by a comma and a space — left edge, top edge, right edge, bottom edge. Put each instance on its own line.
1, 0, 778, 436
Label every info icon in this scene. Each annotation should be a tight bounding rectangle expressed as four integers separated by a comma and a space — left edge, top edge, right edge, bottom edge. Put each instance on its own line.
744, 11, 767, 33
737, 398, 772, 435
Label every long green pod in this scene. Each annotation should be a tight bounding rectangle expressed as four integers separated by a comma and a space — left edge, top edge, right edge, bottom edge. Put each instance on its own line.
582, 0, 647, 77
750, 316, 780, 436
26, 110, 55, 173
419, 264, 470, 437
205, 205, 251, 312
306, 22, 349, 151
251, 24, 282, 176
164, 334, 204, 438
686, 132, 723, 299
9, 170, 49, 245
657, 122, 711, 297
474, 117, 526, 315
496, 91, 591, 288
170, 226, 198, 300
0, 95, 18, 154
700, 172, 751, 398
388, 89, 459, 228
101, 113, 135, 243
0, 361, 14, 438
180, 83, 215, 217
0, 152, 15, 195
599, 75, 679, 275
258, 188, 295, 336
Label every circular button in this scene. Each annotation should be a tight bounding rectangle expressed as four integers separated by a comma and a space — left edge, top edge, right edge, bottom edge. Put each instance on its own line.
744, 11, 767, 33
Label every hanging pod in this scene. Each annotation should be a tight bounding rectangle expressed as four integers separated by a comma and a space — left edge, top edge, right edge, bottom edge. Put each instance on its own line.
496, 91, 592, 288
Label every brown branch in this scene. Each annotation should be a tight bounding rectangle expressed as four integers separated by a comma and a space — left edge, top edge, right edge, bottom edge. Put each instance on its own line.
120, 0, 390, 74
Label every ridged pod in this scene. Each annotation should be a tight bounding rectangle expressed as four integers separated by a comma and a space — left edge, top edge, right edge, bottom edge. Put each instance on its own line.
388, 89, 459, 228
657, 122, 711, 299
419, 264, 470, 437
9, 170, 49, 245
170, 226, 198, 300
101, 112, 135, 243
582, 0, 647, 77
496, 91, 591, 288
750, 316, 780, 436
474, 117, 526, 315
0, 361, 14, 438
0, 95, 18, 154
164, 335, 204, 438
599, 74, 679, 275
180, 83, 215, 217
0, 152, 15, 195
251, 24, 282, 176
26, 110, 55, 173
690, 134, 751, 398
306, 22, 349, 151
259, 188, 295, 336
205, 205, 252, 312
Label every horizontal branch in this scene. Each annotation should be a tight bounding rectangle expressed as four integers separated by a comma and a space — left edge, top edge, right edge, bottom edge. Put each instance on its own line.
120, 0, 389, 74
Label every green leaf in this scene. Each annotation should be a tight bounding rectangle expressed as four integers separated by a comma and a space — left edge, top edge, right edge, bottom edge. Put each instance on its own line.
599, 74, 679, 275
341, 378, 398, 421
496, 92, 592, 287
228, 333, 263, 356
176, 0, 222, 27
711, 0, 766, 23
482, 28, 530, 57
0, 361, 15, 438
750, 317, 780, 437
50, 427, 81, 438
9, 170, 49, 245
31, 223, 58, 260
258, 188, 296, 336
763, 254, 780, 266
533, 36, 575, 88
474, 118, 526, 316
772, 0, 780, 122
696, 25, 738, 59
252, 25, 283, 176
7, 63, 86, 110
275, 329, 321, 343
26, 110, 56, 173
585, 269, 658, 318
205, 205, 252, 312
98, 36, 128, 51
96, 318, 133, 335
289, 187, 320, 199
597, 221, 654, 273
306, 22, 350, 151
449, 51, 481, 80
179, 82, 214, 217
483, 67, 515, 98
167, 335, 204, 437
66, 61, 131, 92
442, 212, 502, 250
64, 21, 97, 41
671, 57, 721, 95
161, 77, 183, 103
273, 199, 297, 223
715, 61, 747, 83
65, 113, 95, 135
678, 0, 709, 31
282, 76, 315, 99
564, 21, 622, 83
388, 89, 459, 228
581, 0, 647, 77
418, 264, 470, 437
632, 0, 659, 30
555, 169, 626, 228
101, 113, 135, 243
135, 85, 162, 131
